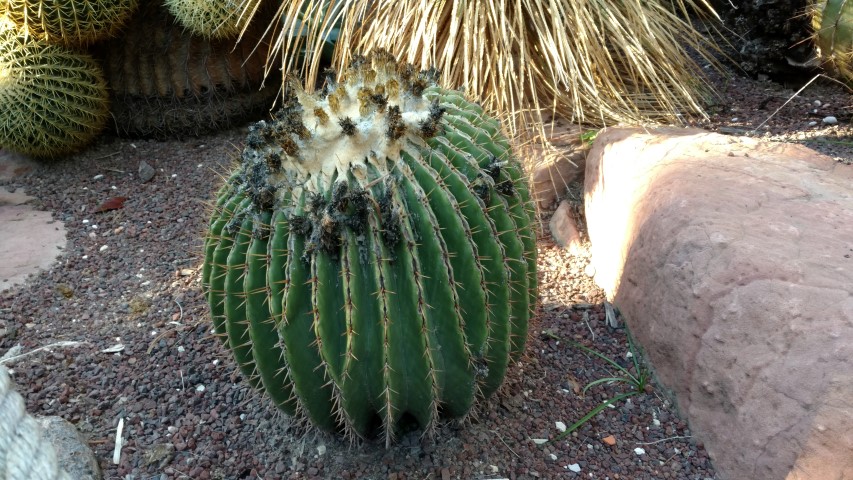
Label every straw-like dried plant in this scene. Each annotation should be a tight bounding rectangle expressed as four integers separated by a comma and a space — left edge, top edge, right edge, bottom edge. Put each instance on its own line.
231, 0, 719, 146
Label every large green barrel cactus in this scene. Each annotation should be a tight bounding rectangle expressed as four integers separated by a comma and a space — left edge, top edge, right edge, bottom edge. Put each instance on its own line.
202, 50, 537, 444
1, 0, 138, 46
813, 0, 853, 80
0, 18, 109, 158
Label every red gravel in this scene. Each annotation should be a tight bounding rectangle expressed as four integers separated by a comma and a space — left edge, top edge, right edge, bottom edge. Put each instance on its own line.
0, 128, 716, 479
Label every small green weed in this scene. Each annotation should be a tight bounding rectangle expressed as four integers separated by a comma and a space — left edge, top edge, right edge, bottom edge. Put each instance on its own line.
580, 129, 599, 146
543, 329, 650, 443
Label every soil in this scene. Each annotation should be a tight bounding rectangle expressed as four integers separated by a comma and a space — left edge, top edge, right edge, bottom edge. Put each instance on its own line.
3, 35, 853, 480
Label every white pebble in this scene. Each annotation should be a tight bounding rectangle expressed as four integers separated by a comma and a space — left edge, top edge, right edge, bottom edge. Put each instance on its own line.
317, 445, 326, 456
93, 174, 104, 180
568, 463, 581, 473
555, 421, 567, 432
82, 219, 90, 224
730, 117, 739, 122
82, 255, 88, 260
177, 346, 185, 353
171, 174, 177, 178
140, 281, 150, 286
195, 384, 205, 392
808, 121, 818, 127
167, 426, 178, 434
91, 225, 98, 229
634, 447, 646, 455
823, 116, 838, 125
99, 245, 108, 252
626, 351, 633, 359
549, 453, 557, 461
489, 465, 499, 474
814, 100, 822, 107
212, 359, 220, 365
111, 186, 117, 190
532, 438, 548, 445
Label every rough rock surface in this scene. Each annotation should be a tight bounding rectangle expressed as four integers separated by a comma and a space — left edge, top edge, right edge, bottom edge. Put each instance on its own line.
584, 127, 853, 480
549, 200, 583, 254
0, 188, 67, 290
36, 416, 102, 480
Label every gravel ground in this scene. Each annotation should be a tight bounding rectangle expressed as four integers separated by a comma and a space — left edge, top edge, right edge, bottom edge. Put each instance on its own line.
2, 57, 853, 480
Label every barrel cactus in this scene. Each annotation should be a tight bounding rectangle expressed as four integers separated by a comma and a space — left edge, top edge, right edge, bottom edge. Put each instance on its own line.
1, 0, 138, 46
0, 18, 109, 158
96, 0, 279, 139
812, 0, 853, 80
202, 50, 537, 444
164, 0, 261, 39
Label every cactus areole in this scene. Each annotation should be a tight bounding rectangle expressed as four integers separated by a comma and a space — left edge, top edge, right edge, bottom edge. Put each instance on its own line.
202, 51, 537, 444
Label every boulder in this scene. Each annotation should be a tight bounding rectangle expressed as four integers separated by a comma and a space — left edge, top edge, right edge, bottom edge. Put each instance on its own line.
36, 416, 102, 480
584, 127, 853, 480
530, 125, 589, 209
549, 200, 584, 254
0, 189, 67, 290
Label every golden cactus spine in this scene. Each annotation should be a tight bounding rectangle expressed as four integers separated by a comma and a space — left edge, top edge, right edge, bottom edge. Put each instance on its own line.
163, 0, 262, 39
1, 0, 139, 46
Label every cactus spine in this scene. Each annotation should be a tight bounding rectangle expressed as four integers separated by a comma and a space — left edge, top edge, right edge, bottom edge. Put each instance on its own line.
0, 18, 109, 158
813, 0, 853, 80
1, 0, 138, 46
202, 51, 537, 444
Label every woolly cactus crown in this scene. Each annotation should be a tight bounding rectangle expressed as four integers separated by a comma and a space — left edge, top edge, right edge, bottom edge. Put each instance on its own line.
240, 51, 447, 203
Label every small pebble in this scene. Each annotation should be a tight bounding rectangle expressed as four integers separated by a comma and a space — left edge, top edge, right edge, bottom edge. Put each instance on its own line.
567, 464, 581, 473
99, 245, 108, 252
814, 100, 822, 107
823, 116, 838, 125
555, 421, 567, 432
195, 385, 205, 392
532, 439, 548, 445
808, 121, 818, 127
634, 447, 646, 455
602, 435, 616, 446
93, 174, 104, 180
549, 453, 557, 461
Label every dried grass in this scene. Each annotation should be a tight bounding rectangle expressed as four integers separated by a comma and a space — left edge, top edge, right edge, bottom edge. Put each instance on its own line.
237, 0, 721, 158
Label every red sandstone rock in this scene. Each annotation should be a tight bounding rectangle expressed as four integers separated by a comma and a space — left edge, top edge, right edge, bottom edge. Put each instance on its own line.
584, 127, 853, 480
549, 200, 583, 253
